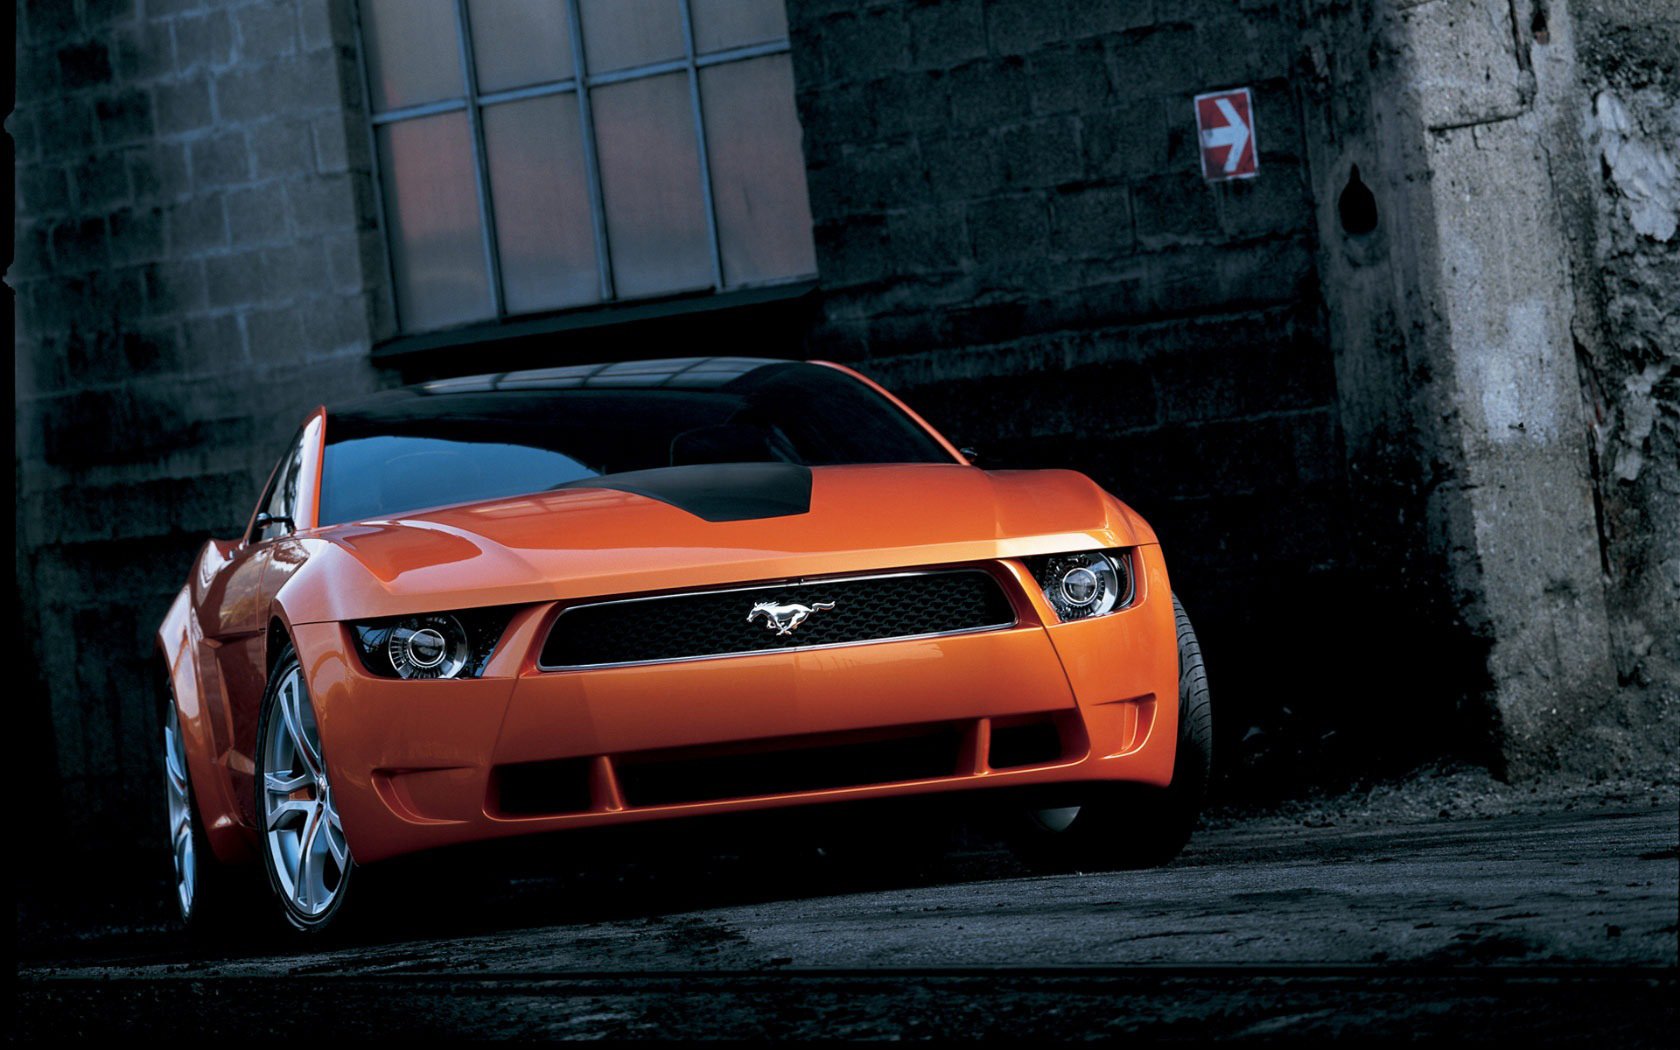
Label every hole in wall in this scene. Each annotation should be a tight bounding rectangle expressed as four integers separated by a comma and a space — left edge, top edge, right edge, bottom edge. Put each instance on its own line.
1338, 164, 1379, 236
1532, 3, 1550, 45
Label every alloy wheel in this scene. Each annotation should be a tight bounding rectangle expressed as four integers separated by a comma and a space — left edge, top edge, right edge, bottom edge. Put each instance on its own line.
164, 703, 196, 920
261, 666, 351, 918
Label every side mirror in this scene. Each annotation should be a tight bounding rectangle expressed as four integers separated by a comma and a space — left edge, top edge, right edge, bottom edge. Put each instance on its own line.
959, 446, 985, 468
253, 511, 295, 538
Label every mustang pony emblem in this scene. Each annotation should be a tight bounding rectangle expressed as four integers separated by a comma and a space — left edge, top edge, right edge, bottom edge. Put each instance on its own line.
747, 600, 836, 636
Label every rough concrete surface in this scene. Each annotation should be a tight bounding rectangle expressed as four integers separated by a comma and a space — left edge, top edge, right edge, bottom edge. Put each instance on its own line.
16, 770, 1677, 1041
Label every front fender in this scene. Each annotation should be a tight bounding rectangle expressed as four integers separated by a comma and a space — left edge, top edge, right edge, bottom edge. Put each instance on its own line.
157, 584, 255, 864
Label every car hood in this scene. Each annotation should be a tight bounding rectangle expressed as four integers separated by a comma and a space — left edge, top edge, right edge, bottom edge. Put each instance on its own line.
285, 464, 1156, 622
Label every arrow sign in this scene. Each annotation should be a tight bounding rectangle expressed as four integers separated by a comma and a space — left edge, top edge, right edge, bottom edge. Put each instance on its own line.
1194, 88, 1258, 181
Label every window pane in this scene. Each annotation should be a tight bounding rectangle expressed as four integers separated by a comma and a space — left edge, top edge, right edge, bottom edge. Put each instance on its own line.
591, 73, 712, 298
466, 0, 574, 93
376, 112, 493, 330
483, 96, 599, 312
700, 54, 816, 286
578, 0, 683, 74
362, 0, 463, 112
690, 0, 788, 54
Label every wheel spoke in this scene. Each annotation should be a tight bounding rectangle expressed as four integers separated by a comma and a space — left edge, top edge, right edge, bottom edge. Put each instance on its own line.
296, 804, 324, 909
324, 821, 349, 869
264, 771, 310, 796
267, 797, 313, 829
165, 728, 189, 791
280, 678, 322, 778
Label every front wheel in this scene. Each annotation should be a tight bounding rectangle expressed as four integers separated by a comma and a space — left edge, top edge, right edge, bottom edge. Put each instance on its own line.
255, 645, 357, 933
1006, 594, 1213, 872
164, 694, 239, 934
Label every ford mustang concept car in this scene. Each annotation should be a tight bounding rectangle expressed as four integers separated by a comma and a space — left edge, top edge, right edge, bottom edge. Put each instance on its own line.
158, 357, 1212, 933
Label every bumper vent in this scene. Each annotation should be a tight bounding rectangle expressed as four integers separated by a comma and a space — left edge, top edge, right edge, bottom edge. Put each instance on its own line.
540, 568, 1015, 669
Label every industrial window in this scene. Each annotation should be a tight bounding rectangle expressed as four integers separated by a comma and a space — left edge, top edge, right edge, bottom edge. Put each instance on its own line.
357, 0, 818, 334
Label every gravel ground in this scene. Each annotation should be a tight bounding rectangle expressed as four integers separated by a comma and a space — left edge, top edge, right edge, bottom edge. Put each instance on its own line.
15, 765, 1678, 1041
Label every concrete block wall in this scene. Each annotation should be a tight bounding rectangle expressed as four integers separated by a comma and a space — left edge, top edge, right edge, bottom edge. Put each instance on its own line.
785, 0, 1376, 784
10, 0, 388, 848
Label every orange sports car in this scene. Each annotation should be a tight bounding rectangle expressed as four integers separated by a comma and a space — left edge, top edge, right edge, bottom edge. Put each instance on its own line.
158, 357, 1212, 934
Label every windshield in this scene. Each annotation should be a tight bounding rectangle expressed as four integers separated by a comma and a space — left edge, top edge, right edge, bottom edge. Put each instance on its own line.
318, 361, 954, 525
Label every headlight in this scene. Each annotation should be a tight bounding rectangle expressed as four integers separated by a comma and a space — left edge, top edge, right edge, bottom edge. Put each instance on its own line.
1026, 550, 1134, 622
351, 606, 517, 679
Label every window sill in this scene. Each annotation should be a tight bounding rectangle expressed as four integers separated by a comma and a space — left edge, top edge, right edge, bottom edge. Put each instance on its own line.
371, 279, 820, 363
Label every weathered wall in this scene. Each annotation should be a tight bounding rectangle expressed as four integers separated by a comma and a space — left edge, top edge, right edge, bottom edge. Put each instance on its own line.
10, 0, 389, 847
783, 0, 1395, 787
1558, 0, 1680, 770
1298, 0, 1675, 778
11, 0, 1674, 870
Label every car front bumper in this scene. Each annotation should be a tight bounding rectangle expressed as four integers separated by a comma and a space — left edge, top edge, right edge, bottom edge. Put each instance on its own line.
297, 545, 1180, 864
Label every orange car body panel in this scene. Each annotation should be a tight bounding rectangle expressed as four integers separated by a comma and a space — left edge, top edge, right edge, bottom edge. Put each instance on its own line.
159, 363, 1182, 867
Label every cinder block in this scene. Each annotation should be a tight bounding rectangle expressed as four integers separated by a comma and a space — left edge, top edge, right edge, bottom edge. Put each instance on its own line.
55, 40, 115, 91
812, 214, 891, 287
95, 89, 155, 147
50, 217, 111, 273
907, 0, 987, 69
110, 21, 178, 81
18, 165, 73, 215
226, 183, 292, 246
888, 203, 969, 274
996, 116, 1081, 188
189, 130, 250, 188
35, 99, 98, 159
166, 193, 227, 253
21, 0, 82, 44
181, 313, 247, 371
285, 173, 361, 234
1050, 183, 1134, 257
244, 304, 307, 363
108, 205, 166, 264
127, 142, 192, 202
821, 6, 911, 84
17, 44, 63, 98
72, 153, 133, 210
1027, 39, 1113, 115
298, 293, 373, 353
839, 140, 927, 212
862, 72, 953, 140
1214, 172, 1313, 240
234, 2, 299, 63
921, 132, 1003, 204
145, 257, 209, 315
1132, 171, 1221, 249
1063, 0, 1161, 39
984, 0, 1070, 56
967, 192, 1049, 262
249, 119, 314, 179
949, 55, 1028, 129
203, 248, 269, 308
152, 77, 212, 135
300, 0, 353, 53
83, 0, 138, 28
173, 9, 235, 73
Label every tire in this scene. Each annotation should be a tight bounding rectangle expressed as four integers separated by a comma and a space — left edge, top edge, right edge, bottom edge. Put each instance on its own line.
164, 691, 240, 937
1006, 593, 1213, 873
254, 644, 359, 935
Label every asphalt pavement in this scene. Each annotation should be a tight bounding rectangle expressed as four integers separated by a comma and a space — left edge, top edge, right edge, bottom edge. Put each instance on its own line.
14, 779, 1678, 1041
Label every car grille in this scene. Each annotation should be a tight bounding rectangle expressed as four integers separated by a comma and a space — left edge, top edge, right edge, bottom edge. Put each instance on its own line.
539, 568, 1016, 669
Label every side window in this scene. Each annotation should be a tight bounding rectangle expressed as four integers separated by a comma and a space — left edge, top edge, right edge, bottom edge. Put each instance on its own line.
253, 431, 307, 543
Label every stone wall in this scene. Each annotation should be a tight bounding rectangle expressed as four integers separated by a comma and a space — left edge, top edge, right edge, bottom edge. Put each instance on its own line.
10, 0, 388, 848
1559, 0, 1680, 771
784, 0, 1431, 785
